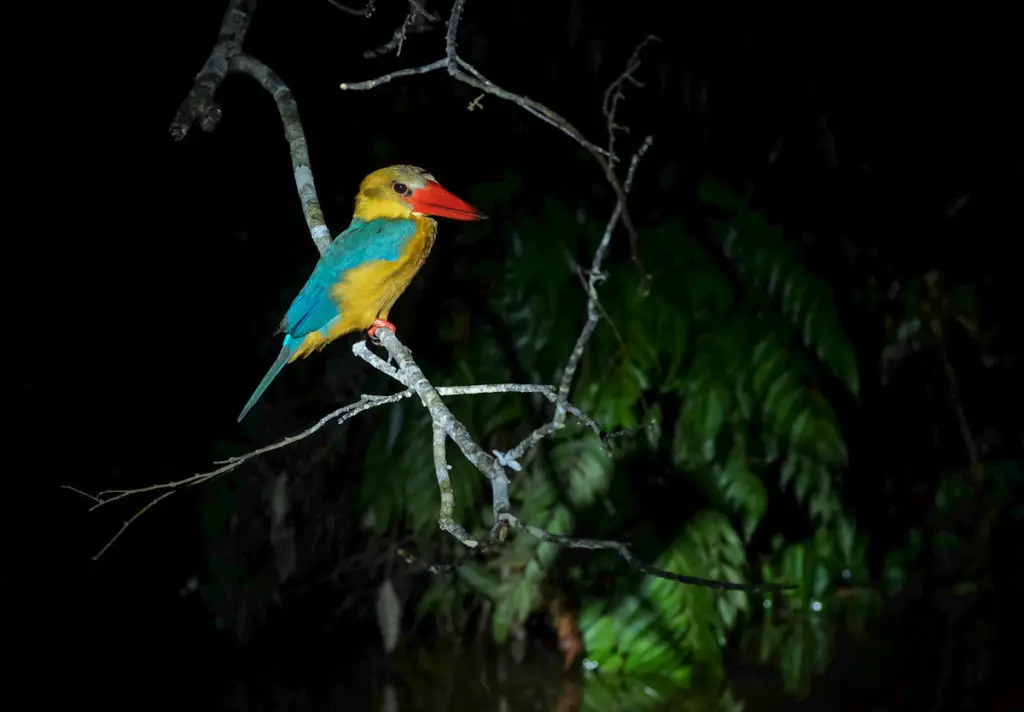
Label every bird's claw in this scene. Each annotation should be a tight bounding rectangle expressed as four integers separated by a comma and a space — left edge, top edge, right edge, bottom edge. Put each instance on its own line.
368, 318, 396, 339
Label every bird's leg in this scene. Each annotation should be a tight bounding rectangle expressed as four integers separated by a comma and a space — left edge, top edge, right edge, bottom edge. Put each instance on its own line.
368, 318, 396, 339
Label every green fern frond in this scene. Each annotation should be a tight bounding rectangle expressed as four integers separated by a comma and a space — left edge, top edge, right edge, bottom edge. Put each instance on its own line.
488, 474, 576, 642
699, 178, 860, 397
580, 512, 749, 680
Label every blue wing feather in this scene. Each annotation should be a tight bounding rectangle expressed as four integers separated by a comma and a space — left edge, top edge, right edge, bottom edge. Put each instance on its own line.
238, 217, 418, 421
280, 217, 417, 339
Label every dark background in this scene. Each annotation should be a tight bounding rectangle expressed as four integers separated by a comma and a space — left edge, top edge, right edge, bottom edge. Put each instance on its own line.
5, 1, 1022, 709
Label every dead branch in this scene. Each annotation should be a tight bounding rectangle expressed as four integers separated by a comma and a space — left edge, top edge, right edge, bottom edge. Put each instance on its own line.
363, 0, 439, 59
603, 35, 661, 159
229, 54, 333, 253
328, 0, 376, 17
553, 135, 653, 428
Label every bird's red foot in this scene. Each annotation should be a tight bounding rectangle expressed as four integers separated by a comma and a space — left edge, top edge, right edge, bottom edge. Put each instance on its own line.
368, 318, 396, 339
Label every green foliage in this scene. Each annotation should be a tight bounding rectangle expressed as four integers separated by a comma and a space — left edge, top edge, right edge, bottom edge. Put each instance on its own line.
581, 674, 683, 712
359, 401, 485, 540
553, 429, 615, 509
198, 475, 275, 640
581, 676, 745, 712
488, 471, 577, 643
580, 512, 749, 679
699, 179, 860, 397
356, 173, 864, 700
746, 516, 879, 696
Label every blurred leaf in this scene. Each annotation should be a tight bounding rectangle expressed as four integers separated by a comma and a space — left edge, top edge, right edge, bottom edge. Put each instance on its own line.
698, 177, 749, 212
468, 171, 523, 213
581, 512, 749, 682
554, 432, 614, 509
718, 439, 768, 541
701, 178, 860, 397
375, 578, 402, 653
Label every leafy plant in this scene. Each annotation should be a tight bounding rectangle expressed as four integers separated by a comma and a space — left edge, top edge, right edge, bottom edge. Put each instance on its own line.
357, 173, 866, 699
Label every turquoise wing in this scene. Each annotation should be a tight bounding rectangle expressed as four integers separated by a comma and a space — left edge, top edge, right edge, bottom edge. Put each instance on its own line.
279, 218, 417, 339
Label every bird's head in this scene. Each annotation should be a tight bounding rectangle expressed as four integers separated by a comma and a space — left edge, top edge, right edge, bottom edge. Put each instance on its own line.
354, 165, 488, 222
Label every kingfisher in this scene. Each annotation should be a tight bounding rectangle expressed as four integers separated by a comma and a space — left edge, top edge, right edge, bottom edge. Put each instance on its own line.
237, 165, 486, 421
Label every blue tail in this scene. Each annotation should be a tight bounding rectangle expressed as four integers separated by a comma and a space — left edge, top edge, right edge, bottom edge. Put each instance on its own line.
237, 341, 294, 422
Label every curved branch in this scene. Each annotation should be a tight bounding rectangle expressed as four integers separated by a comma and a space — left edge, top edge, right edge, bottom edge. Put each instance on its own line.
229, 54, 332, 253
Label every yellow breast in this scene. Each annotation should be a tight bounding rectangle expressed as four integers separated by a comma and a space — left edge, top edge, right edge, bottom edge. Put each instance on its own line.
329, 215, 437, 334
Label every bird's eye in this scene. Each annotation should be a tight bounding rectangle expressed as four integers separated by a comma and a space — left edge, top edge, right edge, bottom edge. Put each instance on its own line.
392, 182, 409, 196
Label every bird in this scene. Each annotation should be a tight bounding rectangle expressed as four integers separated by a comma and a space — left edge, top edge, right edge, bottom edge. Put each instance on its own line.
237, 164, 487, 422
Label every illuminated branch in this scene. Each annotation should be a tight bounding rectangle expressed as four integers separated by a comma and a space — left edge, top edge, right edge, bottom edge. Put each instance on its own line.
362, 0, 439, 59
228, 54, 332, 253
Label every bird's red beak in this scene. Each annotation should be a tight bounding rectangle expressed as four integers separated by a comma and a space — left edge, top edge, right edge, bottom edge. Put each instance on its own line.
407, 180, 488, 221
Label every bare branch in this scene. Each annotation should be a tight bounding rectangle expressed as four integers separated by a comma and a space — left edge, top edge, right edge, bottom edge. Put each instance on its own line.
501, 514, 797, 593
449, 59, 612, 160
328, 0, 376, 16
91, 492, 177, 562
64, 380, 587, 558
551, 38, 661, 425
63, 394, 405, 558
229, 54, 332, 253
169, 0, 256, 140
603, 35, 661, 158
339, 59, 447, 90
357, 336, 606, 463
444, 0, 464, 64
409, 0, 439, 21
432, 421, 478, 546
65, 393, 406, 505
363, 0, 439, 59
554, 135, 653, 427
397, 515, 799, 595
352, 339, 402, 379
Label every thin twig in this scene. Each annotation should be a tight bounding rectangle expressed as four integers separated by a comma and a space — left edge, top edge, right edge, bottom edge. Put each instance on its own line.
396, 541, 504, 574
397, 514, 798, 594
554, 135, 653, 427
501, 514, 797, 593
64, 394, 406, 505
328, 0, 376, 17
63, 379, 594, 558
91, 492, 176, 562
66, 383, 576, 508
363, 0, 438, 59
603, 35, 661, 159
432, 421, 478, 546
339, 59, 447, 90
352, 340, 403, 379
